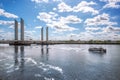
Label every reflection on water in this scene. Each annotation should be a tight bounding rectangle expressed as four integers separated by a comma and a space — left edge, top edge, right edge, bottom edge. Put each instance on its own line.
14, 46, 25, 71
14, 46, 18, 66
14, 46, 25, 80
20, 46, 25, 73
89, 51, 106, 57
41, 45, 49, 61
0, 44, 120, 80
5, 45, 63, 80
46, 45, 49, 61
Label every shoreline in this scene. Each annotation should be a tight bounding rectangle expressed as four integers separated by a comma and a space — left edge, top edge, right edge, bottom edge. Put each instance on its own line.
0, 40, 120, 45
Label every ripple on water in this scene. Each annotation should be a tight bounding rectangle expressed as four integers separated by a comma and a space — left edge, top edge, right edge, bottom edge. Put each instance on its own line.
26, 58, 64, 80
3, 57, 65, 80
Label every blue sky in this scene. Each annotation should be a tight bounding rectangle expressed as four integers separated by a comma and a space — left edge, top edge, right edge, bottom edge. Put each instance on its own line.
0, 0, 120, 40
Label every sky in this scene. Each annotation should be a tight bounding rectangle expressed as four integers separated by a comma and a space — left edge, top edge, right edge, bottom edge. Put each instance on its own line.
0, 0, 120, 41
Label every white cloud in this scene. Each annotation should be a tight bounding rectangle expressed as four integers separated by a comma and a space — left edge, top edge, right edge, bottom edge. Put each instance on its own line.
48, 15, 81, 31
9, 25, 14, 29
79, 31, 95, 40
74, 6, 99, 15
37, 12, 52, 23
0, 32, 14, 40
104, 26, 120, 32
25, 30, 36, 33
0, 8, 18, 18
78, 30, 118, 40
31, 0, 62, 3
49, 33, 81, 40
53, 0, 62, 2
47, 21, 78, 32
37, 12, 82, 24
58, 2, 72, 12
73, 1, 99, 15
53, 8, 57, 11
37, 12, 58, 23
25, 30, 36, 40
83, 13, 120, 40
76, 1, 97, 6
31, 0, 48, 3
56, 1, 99, 15
35, 26, 42, 29
99, 31, 120, 40
104, 2, 120, 8
84, 13, 117, 26
0, 20, 14, 25
37, 12, 81, 32
8, 22, 21, 29
85, 27, 102, 31
100, 0, 120, 8
59, 15, 82, 24
79, 25, 120, 40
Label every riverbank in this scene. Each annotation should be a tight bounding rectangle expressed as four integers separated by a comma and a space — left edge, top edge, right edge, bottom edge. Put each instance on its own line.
0, 40, 120, 45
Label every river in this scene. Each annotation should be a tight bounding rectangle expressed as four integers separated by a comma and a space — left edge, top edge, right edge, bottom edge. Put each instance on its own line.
0, 44, 120, 80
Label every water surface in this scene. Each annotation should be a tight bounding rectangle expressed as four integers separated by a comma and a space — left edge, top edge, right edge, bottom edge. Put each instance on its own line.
0, 44, 120, 80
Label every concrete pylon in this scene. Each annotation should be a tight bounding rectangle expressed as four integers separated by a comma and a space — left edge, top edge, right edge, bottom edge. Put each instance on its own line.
41, 27, 43, 41
20, 18, 24, 41
15, 20, 18, 40
46, 27, 48, 41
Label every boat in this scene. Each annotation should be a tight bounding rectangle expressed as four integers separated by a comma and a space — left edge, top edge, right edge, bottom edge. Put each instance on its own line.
89, 47, 106, 53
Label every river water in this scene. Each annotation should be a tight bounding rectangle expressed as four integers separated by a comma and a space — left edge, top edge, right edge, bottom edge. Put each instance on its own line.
0, 44, 120, 80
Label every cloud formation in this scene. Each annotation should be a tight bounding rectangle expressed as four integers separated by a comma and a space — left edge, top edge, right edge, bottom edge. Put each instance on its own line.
73, 1, 99, 15
85, 27, 102, 31
1, 0, 120, 40
0, 20, 14, 25
31, 0, 62, 3
31, 0, 48, 3
100, 0, 120, 8
37, 12, 82, 32
57, 1, 99, 15
25, 30, 36, 40
47, 21, 78, 32
84, 13, 117, 26
105, 26, 120, 32
0, 8, 18, 18
59, 15, 82, 24
37, 12, 58, 23
0, 32, 14, 40
58, 2, 73, 12
32, 0, 120, 40
35, 26, 42, 29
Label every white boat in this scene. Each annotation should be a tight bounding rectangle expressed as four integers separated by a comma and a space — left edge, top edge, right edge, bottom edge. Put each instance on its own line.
89, 47, 106, 53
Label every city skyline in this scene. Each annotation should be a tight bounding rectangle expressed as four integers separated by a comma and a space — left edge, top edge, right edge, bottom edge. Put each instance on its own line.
0, 0, 120, 41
